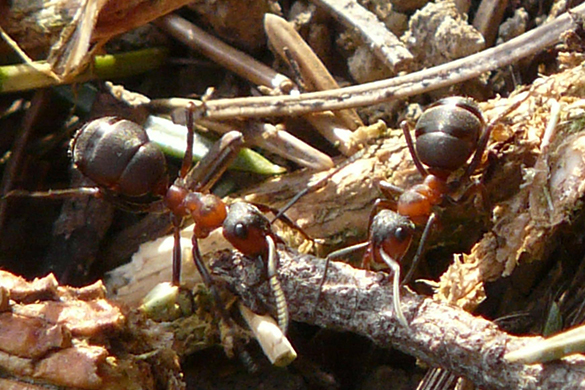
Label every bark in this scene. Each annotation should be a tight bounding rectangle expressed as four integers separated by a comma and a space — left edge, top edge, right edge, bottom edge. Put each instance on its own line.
211, 246, 585, 390
0, 271, 184, 390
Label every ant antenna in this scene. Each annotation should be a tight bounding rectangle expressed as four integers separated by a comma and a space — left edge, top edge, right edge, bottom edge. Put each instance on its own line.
266, 235, 288, 334
271, 148, 368, 224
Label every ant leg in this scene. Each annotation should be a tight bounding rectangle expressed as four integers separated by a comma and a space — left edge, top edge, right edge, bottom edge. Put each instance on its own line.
252, 202, 313, 244
456, 178, 492, 212
192, 234, 258, 371
312, 241, 369, 315
266, 235, 289, 334
462, 122, 491, 182
171, 215, 183, 286
377, 180, 404, 201
184, 131, 245, 193
3, 187, 101, 199
401, 120, 428, 178
378, 247, 409, 327
464, 91, 531, 181
402, 212, 436, 286
191, 233, 244, 350
191, 235, 227, 313
179, 102, 197, 178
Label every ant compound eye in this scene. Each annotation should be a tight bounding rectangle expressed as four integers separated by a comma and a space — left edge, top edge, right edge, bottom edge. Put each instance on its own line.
234, 222, 248, 239
394, 226, 411, 242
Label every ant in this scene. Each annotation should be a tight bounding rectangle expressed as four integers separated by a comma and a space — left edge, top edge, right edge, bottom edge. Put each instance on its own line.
5, 110, 294, 338
318, 95, 528, 327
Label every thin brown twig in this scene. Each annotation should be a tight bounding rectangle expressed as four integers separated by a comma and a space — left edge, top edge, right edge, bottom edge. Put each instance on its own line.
0, 91, 47, 239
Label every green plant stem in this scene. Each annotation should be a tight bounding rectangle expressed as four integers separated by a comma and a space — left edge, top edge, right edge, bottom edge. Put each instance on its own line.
0, 48, 168, 93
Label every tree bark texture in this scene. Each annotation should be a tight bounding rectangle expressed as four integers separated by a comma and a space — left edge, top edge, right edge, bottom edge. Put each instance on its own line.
211, 246, 585, 390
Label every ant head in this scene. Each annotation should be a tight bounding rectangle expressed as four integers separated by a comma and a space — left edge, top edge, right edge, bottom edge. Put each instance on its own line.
369, 209, 415, 266
223, 202, 272, 258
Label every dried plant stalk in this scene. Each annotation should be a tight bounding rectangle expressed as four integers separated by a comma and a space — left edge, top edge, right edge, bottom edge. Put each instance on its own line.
310, 0, 413, 73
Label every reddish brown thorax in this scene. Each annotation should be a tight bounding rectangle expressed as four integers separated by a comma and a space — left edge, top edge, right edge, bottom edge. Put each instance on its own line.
397, 175, 447, 225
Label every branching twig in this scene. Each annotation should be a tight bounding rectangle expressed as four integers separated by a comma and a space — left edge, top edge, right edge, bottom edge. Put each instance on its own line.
151, 3, 585, 120
212, 247, 585, 390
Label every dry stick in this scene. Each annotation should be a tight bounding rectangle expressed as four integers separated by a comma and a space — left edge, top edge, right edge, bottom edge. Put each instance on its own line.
310, 0, 413, 73
151, 3, 585, 120
0, 91, 48, 240
263, 13, 362, 155
264, 13, 364, 131
160, 13, 358, 159
212, 247, 585, 390
156, 14, 335, 169
473, 0, 509, 47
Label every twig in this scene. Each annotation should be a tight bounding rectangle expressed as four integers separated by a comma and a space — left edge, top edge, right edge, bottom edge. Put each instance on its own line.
211, 247, 585, 390
154, 14, 294, 94
473, 0, 509, 47
264, 13, 363, 155
150, 3, 585, 120
310, 0, 413, 73
0, 91, 47, 242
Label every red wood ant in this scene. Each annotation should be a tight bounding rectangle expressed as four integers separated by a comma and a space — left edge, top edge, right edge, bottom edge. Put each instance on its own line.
318, 96, 527, 327
5, 111, 293, 336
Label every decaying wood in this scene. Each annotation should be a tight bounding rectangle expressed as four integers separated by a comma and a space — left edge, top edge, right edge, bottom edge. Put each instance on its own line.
211, 246, 585, 390
434, 65, 585, 311
0, 270, 184, 390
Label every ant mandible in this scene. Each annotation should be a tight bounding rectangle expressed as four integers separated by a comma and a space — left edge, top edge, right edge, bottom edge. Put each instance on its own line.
319, 96, 527, 327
